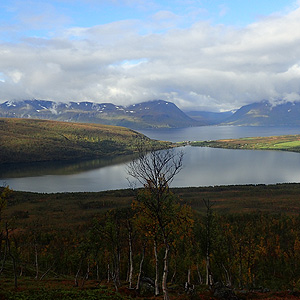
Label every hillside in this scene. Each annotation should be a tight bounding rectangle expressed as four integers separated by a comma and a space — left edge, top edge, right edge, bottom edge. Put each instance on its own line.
0, 118, 169, 164
222, 100, 300, 126
0, 99, 200, 129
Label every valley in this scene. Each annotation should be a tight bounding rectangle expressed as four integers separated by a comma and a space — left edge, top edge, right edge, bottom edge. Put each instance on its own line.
2, 1, 300, 297
2, 101, 300, 299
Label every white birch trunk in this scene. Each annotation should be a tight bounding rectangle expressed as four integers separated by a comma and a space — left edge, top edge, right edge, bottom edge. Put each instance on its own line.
34, 243, 39, 280
128, 225, 133, 289
136, 243, 145, 290
162, 242, 170, 300
196, 263, 203, 284
187, 268, 191, 285
154, 239, 160, 296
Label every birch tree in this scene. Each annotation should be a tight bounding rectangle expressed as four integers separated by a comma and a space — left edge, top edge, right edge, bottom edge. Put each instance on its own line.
127, 147, 184, 300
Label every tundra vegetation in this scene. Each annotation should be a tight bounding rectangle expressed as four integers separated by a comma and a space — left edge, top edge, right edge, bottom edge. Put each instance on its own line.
191, 134, 300, 152
2, 182, 300, 299
0, 118, 170, 164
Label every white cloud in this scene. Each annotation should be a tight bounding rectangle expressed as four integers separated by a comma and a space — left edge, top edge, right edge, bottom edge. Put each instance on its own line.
1, 4, 300, 110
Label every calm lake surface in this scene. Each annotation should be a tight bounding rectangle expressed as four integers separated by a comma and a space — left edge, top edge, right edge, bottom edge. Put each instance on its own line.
2, 126, 300, 192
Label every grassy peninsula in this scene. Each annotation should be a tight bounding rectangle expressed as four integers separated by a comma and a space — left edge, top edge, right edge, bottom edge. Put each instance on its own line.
0, 118, 169, 164
191, 134, 300, 152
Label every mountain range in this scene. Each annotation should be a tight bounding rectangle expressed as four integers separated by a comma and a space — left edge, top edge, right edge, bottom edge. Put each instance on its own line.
0, 99, 200, 129
1, 98, 300, 128
221, 101, 300, 126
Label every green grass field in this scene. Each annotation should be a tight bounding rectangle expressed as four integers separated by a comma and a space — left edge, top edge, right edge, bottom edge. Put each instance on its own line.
190, 134, 300, 152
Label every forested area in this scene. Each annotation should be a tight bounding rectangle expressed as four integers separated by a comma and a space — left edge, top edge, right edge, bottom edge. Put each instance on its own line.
2, 187, 300, 299
2, 148, 300, 299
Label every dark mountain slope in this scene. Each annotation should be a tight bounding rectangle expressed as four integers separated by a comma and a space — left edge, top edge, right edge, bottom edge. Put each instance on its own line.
222, 101, 300, 126
0, 99, 201, 129
127, 100, 200, 128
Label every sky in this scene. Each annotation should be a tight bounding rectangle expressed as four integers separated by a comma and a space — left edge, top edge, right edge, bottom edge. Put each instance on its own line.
1, 0, 300, 111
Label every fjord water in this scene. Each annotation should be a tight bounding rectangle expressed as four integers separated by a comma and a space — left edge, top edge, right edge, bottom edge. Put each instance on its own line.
2, 126, 300, 193
139, 125, 300, 142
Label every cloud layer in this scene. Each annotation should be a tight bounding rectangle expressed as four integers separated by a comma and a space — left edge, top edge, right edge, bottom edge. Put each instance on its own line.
1, 3, 300, 111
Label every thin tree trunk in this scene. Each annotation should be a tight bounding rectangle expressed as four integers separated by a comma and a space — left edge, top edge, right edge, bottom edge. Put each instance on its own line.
187, 268, 191, 285
81, 261, 90, 287
239, 243, 243, 289
74, 259, 82, 287
40, 261, 55, 280
196, 263, 203, 284
116, 247, 121, 287
6, 223, 17, 289
126, 259, 130, 282
0, 235, 8, 275
85, 261, 90, 280
222, 263, 231, 287
136, 243, 146, 290
171, 264, 176, 284
110, 269, 119, 292
96, 262, 99, 281
204, 199, 213, 287
107, 264, 110, 282
206, 255, 210, 285
34, 242, 39, 280
154, 239, 160, 296
10, 250, 18, 289
162, 241, 170, 300
128, 221, 133, 289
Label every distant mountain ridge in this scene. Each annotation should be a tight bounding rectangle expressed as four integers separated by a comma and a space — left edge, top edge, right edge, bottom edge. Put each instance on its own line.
222, 101, 300, 126
2, 98, 300, 128
0, 99, 200, 129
